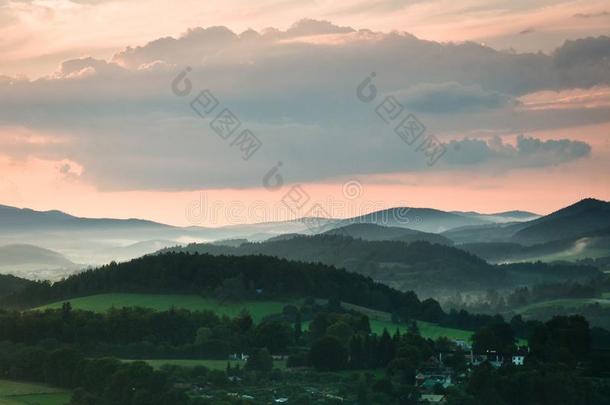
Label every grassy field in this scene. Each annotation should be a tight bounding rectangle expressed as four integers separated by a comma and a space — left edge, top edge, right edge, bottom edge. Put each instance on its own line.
515, 247, 610, 263
37, 293, 475, 340
516, 297, 610, 314
340, 301, 474, 340
36, 293, 289, 322
0, 380, 70, 405
123, 358, 287, 370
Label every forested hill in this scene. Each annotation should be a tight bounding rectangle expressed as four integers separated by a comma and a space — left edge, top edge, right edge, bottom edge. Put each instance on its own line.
157, 235, 599, 294
0, 273, 34, 298
158, 235, 500, 292
1, 252, 446, 321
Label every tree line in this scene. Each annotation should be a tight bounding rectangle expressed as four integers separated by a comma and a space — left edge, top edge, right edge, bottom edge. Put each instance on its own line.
0, 252, 506, 332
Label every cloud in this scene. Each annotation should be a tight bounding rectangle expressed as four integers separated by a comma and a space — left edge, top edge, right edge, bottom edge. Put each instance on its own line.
0, 21, 605, 191
328, 0, 417, 16
397, 82, 515, 113
553, 35, 610, 68
573, 11, 610, 19
445, 135, 591, 167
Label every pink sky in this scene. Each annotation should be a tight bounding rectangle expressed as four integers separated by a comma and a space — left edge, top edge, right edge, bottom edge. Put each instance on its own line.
0, 1, 609, 226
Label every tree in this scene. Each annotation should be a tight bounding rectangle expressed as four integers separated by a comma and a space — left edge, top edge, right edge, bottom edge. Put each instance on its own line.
195, 327, 213, 345
282, 304, 299, 321
234, 309, 253, 333
309, 336, 348, 371
255, 320, 293, 353
326, 321, 354, 346
309, 314, 329, 341
294, 311, 303, 342
471, 321, 515, 355
529, 315, 591, 366
246, 348, 273, 373
407, 321, 420, 336
349, 335, 365, 369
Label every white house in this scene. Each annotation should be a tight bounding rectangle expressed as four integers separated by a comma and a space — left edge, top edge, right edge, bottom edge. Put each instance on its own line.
511, 354, 525, 366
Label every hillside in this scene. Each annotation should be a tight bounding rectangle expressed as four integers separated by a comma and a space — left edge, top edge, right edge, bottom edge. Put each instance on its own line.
459, 225, 610, 263
442, 221, 529, 244
1, 252, 436, 321
35, 293, 474, 341
0, 244, 80, 280
342, 207, 490, 233
512, 198, 610, 245
0, 273, 34, 298
159, 235, 499, 294
0, 204, 167, 231
158, 235, 599, 296
0, 244, 75, 267
322, 223, 453, 245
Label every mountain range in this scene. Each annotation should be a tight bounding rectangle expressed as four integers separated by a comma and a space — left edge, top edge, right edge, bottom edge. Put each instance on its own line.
0, 198, 608, 282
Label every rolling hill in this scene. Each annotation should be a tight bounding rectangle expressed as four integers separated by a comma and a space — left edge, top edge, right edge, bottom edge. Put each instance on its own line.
158, 235, 497, 294
342, 207, 491, 233
322, 223, 453, 245
0, 273, 34, 298
158, 234, 599, 297
0, 252, 439, 324
0, 244, 81, 280
512, 198, 610, 245
460, 227, 610, 264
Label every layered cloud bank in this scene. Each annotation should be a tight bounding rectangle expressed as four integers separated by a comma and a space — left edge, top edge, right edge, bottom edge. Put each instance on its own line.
0, 17, 608, 224
0, 21, 607, 192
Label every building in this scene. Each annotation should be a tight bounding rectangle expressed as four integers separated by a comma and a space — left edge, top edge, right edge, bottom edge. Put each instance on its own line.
421, 394, 446, 403
511, 348, 528, 366
466, 350, 504, 368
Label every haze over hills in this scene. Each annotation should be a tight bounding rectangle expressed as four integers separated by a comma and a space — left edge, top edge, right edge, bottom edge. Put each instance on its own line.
342, 207, 490, 233
0, 198, 606, 280
0, 244, 80, 280
322, 223, 453, 245
460, 227, 610, 264
512, 198, 610, 245
159, 234, 600, 298
447, 199, 608, 237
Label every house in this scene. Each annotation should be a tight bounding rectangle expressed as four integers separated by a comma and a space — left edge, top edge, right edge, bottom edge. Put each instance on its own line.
420, 375, 452, 390
453, 339, 471, 350
512, 354, 525, 366
466, 350, 504, 368
421, 394, 446, 403
511, 348, 528, 366
229, 353, 249, 361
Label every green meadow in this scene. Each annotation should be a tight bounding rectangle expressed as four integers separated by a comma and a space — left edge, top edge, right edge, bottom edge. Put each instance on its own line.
516, 297, 610, 315
0, 380, 70, 405
122, 358, 287, 370
37, 293, 474, 341
36, 293, 289, 322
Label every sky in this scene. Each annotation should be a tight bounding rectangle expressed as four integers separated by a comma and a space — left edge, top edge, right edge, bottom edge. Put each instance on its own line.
0, 0, 609, 226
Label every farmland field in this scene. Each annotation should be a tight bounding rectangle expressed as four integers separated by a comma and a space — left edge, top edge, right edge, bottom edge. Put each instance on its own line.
122, 358, 287, 370
516, 297, 610, 314
36, 293, 475, 340
0, 380, 70, 405
36, 293, 290, 321
340, 301, 474, 340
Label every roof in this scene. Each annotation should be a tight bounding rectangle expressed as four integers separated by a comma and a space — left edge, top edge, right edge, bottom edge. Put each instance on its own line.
421, 394, 445, 403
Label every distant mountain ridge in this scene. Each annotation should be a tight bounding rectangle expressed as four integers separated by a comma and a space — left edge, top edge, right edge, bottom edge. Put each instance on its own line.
158, 233, 599, 296
0, 244, 80, 280
444, 198, 610, 245
0, 204, 168, 230
0, 244, 75, 267
322, 223, 453, 245
0, 198, 605, 279
512, 198, 610, 244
